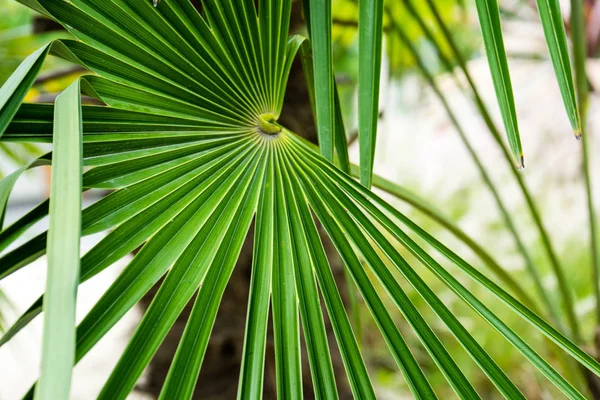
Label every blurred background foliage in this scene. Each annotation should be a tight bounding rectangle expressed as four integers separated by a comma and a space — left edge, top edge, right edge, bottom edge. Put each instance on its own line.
1, 0, 599, 398
0, 0, 75, 176
331, 0, 479, 130
332, 0, 476, 72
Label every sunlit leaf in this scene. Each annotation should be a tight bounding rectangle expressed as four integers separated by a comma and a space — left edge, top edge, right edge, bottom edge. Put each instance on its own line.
0, 0, 597, 398
358, 0, 384, 187
473, 0, 523, 168
35, 80, 82, 400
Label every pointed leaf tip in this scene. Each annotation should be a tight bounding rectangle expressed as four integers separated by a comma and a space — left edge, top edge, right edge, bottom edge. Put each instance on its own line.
517, 155, 524, 170
474, 0, 523, 172
535, 0, 581, 139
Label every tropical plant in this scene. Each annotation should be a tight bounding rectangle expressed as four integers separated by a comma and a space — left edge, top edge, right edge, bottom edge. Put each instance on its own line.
0, 0, 599, 399
0, 0, 63, 174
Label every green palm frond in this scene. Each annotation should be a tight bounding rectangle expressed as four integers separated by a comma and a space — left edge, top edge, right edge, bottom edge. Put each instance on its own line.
36, 80, 82, 400
476, 0, 580, 165
0, 0, 598, 399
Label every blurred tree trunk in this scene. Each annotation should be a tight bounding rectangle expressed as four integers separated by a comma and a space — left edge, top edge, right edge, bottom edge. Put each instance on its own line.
137, 2, 353, 399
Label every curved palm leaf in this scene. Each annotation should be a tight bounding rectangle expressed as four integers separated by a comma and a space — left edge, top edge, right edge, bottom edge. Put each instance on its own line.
0, 0, 599, 399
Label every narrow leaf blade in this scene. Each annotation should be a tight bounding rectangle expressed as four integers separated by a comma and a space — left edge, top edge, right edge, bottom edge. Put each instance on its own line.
358, 0, 384, 187
536, 0, 581, 136
474, 0, 523, 168
35, 80, 82, 400
0, 45, 50, 136
307, 0, 334, 161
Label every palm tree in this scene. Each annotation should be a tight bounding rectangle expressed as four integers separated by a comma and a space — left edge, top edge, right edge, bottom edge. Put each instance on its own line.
0, 0, 599, 399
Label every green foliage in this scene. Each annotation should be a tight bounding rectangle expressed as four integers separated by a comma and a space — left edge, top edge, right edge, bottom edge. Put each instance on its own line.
0, 0, 596, 399
0, 1, 69, 174
36, 80, 82, 400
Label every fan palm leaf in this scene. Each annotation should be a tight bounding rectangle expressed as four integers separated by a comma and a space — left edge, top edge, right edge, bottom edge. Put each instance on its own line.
0, 0, 597, 399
